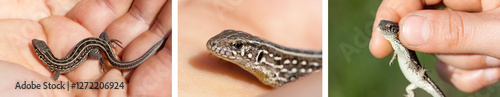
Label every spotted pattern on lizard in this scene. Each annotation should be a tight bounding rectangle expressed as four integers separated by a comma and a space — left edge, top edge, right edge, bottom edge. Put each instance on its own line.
206, 29, 322, 87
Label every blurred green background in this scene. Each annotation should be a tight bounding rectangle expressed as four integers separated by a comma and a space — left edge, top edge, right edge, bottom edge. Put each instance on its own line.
328, 0, 500, 97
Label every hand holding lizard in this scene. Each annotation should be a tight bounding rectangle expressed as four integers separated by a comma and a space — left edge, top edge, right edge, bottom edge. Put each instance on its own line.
371, 0, 500, 93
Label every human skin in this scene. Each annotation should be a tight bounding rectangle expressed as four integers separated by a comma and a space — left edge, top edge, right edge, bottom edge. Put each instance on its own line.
371, 0, 500, 93
178, 0, 322, 97
0, 0, 172, 96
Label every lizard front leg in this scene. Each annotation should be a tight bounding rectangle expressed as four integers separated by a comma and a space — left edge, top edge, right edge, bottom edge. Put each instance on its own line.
389, 51, 397, 66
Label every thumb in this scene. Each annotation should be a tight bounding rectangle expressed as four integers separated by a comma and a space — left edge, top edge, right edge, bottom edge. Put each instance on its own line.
398, 9, 500, 58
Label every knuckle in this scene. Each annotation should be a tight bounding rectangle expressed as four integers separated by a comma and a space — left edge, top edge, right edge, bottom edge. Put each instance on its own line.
435, 11, 473, 51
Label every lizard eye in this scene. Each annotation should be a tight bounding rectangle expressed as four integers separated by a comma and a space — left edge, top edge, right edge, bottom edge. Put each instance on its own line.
232, 42, 244, 49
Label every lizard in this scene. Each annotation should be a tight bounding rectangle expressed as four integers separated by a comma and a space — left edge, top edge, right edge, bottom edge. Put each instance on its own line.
377, 20, 445, 97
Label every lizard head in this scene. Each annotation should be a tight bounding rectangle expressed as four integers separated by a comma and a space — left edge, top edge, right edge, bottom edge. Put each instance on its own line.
206, 30, 263, 65
377, 20, 399, 40
32, 39, 52, 54
32, 39, 59, 72
207, 30, 285, 87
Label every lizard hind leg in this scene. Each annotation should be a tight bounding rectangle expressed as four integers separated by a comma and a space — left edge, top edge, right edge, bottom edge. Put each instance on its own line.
88, 49, 108, 72
108, 39, 124, 49
418, 64, 430, 76
405, 84, 417, 97
421, 64, 431, 72
99, 58, 108, 72
99, 31, 124, 49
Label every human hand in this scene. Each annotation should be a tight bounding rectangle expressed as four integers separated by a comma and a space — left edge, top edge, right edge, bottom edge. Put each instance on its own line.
371, 0, 500, 93
0, 0, 171, 96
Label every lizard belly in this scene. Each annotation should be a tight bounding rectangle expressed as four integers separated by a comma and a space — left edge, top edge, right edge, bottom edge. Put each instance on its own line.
395, 45, 424, 83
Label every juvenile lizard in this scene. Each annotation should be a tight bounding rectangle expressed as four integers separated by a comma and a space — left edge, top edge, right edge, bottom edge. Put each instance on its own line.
377, 20, 445, 97
206, 30, 322, 87
32, 32, 164, 80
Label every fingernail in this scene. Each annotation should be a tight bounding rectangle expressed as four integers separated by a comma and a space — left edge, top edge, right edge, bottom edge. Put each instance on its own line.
484, 68, 500, 85
402, 15, 431, 46
485, 56, 500, 67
